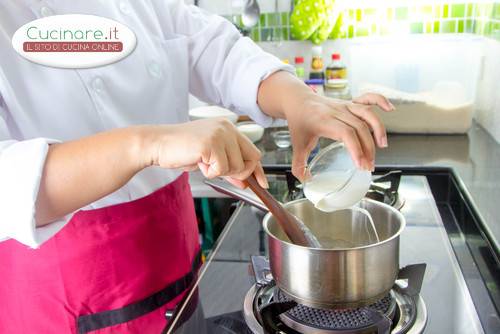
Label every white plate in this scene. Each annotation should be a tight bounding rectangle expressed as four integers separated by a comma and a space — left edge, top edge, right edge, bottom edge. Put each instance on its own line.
237, 121, 264, 143
188, 106, 238, 123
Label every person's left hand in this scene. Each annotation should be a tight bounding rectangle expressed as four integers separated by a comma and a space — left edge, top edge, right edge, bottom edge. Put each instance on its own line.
284, 92, 394, 180
257, 71, 395, 181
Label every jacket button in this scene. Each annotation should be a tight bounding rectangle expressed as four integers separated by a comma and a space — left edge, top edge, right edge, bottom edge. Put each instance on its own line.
40, 6, 54, 17
148, 62, 162, 78
92, 77, 104, 93
119, 1, 131, 15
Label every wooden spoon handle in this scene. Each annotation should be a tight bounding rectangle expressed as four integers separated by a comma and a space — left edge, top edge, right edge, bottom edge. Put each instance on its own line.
245, 174, 311, 247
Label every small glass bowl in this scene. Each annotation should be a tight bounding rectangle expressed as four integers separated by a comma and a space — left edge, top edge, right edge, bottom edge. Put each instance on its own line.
272, 130, 291, 149
303, 142, 372, 212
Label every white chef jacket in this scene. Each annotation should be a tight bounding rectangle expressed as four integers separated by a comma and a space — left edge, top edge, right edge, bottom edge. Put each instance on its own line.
0, 0, 292, 248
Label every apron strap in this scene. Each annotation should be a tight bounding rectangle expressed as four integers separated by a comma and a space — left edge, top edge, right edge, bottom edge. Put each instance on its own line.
77, 250, 202, 334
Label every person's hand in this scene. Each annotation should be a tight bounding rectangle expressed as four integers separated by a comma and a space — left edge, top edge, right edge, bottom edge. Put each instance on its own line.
257, 71, 395, 182
146, 118, 268, 188
284, 92, 394, 180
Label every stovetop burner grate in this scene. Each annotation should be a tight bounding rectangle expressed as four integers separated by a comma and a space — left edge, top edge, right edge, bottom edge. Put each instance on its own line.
276, 289, 396, 331
282, 170, 405, 210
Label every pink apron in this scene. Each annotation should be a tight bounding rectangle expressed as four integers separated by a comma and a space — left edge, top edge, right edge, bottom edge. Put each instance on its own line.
0, 173, 201, 333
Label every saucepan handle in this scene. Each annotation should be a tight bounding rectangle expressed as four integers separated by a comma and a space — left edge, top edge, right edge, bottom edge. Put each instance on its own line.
204, 178, 268, 212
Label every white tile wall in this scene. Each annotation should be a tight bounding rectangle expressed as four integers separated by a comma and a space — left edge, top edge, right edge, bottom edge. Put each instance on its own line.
194, 0, 292, 15
259, 34, 483, 98
475, 38, 500, 143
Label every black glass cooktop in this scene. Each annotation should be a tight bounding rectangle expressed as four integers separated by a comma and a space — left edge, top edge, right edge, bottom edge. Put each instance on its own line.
165, 168, 500, 334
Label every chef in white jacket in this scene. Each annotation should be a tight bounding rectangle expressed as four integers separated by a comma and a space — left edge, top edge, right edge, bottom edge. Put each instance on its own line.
0, 1, 393, 333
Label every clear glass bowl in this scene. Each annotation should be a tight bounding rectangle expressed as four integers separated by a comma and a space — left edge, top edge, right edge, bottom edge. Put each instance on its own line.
272, 130, 291, 148
303, 142, 372, 212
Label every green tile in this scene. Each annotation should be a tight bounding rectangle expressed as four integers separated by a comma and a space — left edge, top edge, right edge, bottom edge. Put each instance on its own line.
494, 4, 500, 20
234, 15, 243, 27
266, 13, 278, 26
250, 28, 260, 42
330, 12, 344, 39
395, 7, 408, 20
282, 27, 289, 40
492, 23, 500, 39
356, 9, 362, 21
259, 14, 266, 26
425, 22, 432, 33
476, 4, 485, 17
348, 9, 355, 20
434, 5, 441, 18
281, 12, 289, 25
441, 20, 456, 33
421, 5, 433, 15
451, 4, 465, 18
386, 8, 393, 20
477, 3, 494, 18
271, 28, 281, 39
457, 19, 464, 33
467, 4, 474, 17
364, 8, 376, 17
433, 21, 440, 33
410, 22, 423, 34
334, 27, 347, 39
487, 3, 494, 18
443, 4, 449, 18
474, 20, 484, 34
484, 22, 492, 35
465, 19, 474, 32
371, 23, 378, 34
260, 28, 272, 41
348, 25, 354, 38
355, 27, 369, 37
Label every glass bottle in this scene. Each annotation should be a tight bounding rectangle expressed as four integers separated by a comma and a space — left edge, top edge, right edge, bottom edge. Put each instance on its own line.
294, 56, 305, 80
309, 46, 325, 80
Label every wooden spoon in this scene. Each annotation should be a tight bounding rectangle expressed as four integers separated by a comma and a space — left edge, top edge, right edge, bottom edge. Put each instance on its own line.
245, 174, 322, 248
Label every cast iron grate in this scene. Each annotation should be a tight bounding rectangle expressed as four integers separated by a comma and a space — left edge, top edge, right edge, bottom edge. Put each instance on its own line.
275, 289, 394, 330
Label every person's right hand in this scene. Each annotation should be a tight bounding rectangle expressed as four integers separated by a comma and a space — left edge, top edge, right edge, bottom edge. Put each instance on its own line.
145, 118, 268, 188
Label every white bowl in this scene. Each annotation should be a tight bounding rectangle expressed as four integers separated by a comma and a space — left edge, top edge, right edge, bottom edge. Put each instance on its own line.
188, 106, 238, 123
237, 121, 264, 143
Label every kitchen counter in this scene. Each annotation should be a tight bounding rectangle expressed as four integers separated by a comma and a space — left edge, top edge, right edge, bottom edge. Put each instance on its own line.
255, 122, 500, 253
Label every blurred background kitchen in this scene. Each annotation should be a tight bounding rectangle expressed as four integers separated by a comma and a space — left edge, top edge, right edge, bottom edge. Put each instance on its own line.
188, 0, 499, 138
183, 0, 500, 254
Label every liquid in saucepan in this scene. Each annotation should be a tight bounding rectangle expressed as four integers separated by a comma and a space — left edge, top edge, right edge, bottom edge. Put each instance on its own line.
303, 169, 380, 247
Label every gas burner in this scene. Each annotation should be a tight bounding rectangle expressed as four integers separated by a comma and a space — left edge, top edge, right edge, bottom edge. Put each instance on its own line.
366, 171, 405, 210
276, 288, 396, 333
244, 257, 427, 334
283, 170, 405, 210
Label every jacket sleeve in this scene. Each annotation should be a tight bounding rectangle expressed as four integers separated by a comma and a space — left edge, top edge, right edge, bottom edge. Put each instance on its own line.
0, 100, 68, 248
156, 0, 295, 127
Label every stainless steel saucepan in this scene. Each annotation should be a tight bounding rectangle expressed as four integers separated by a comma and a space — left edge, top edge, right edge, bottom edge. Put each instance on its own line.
264, 198, 405, 309
205, 178, 405, 309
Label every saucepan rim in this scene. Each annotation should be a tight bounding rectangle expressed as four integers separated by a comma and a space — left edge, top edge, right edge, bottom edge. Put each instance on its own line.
263, 198, 406, 251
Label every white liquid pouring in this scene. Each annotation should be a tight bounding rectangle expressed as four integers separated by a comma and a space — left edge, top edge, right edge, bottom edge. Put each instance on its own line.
303, 169, 380, 245
356, 207, 380, 244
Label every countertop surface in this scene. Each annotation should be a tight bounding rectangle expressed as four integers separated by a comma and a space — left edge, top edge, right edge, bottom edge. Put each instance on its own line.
256, 122, 500, 251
